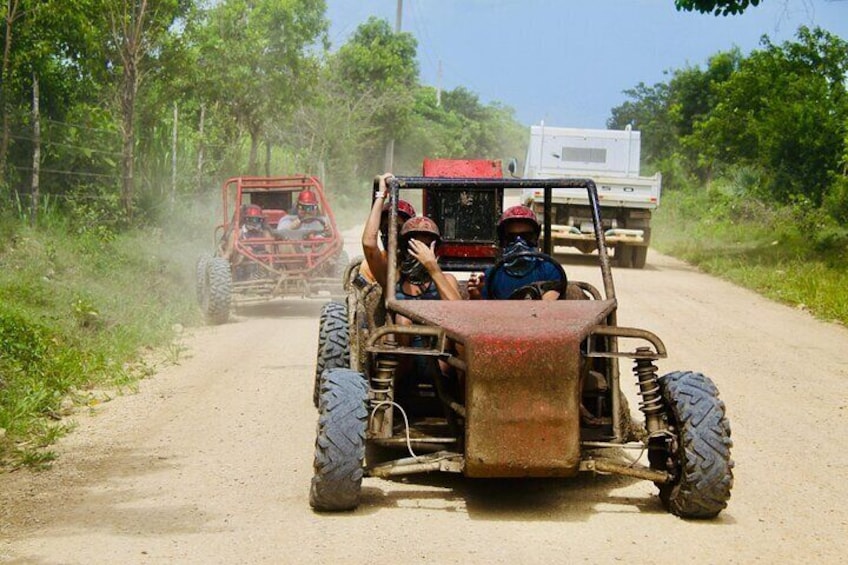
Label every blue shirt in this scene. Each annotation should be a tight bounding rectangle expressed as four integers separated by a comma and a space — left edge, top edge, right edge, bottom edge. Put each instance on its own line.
482, 260, 563, 299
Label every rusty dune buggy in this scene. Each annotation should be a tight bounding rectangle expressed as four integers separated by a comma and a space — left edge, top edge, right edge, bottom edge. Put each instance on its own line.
196, 176, 346, 324
310, 175, 733, 519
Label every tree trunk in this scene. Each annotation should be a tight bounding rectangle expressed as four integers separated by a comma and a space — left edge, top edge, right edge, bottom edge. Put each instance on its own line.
248, 127, 259, 175
1, 0, 20, 187
30, 73, 39, 226
120, 61, 137, 220
171, 101, 177, 208
196, 103, 205, 194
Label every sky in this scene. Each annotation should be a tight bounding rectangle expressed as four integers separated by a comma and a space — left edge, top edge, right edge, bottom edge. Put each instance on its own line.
325, 0, 848, 129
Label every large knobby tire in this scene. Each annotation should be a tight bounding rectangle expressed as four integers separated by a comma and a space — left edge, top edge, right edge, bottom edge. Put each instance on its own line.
313, 301, 349, 408
195, 254, 211, 305
652, 371, 734, 519
310, 368, 368, 512
201, 257, 232, 325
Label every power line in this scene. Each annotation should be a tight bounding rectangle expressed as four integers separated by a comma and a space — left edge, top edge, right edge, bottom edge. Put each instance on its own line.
43, 118, 120, 136
8, 134, 123, 157
11, 165, 119, 179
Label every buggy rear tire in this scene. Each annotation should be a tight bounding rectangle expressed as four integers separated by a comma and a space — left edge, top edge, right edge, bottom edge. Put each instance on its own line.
195, 254, 211, 305
310, 368, 368, 512
313, 301, 349, 408
201, 257, 232, 325
651, 371, 734, 519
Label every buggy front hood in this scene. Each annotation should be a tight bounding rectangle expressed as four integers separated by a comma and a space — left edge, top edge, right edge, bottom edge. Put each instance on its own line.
389, 299, 616, 477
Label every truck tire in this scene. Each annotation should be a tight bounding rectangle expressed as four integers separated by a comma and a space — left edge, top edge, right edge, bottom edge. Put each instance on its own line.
313, 301, 349, 408
616, 245, 633, 269
651, 371, 734, 519
631, 245, 648, 269
201, 257, 232, 325
310, 368, 368, 512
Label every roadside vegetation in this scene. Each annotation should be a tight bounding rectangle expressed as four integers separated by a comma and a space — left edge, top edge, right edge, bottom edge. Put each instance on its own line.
0, 0, 845, 466
609, 26, 848, 326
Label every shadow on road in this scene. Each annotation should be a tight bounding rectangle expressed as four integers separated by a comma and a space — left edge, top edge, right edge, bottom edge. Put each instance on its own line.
232, 298, 330, 319
358, 470, 666, 522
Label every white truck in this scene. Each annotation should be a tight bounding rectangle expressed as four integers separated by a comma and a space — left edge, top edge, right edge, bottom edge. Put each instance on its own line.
519, 124, 661, 268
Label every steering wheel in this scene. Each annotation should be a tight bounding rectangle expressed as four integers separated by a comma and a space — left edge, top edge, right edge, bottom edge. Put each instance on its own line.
484, 250, 567, 300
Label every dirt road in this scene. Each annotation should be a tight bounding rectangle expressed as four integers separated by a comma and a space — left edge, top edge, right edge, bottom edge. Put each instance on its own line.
2, 235, 848, 564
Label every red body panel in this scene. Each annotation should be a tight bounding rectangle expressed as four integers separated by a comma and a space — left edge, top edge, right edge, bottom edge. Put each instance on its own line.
422, 159, 503, 178
389, 299, 617, 477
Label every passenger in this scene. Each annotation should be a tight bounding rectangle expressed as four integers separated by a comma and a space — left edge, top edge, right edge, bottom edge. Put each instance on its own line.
395, 216, 462, 302
467, 205, 565, 300
359, 196, 417, 284
362, 173, 460, 300
222, 204, 272, 260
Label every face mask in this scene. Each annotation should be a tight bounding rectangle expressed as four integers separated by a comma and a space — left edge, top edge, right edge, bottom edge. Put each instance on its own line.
502, 236, 537, 278
400, 253, 430, 285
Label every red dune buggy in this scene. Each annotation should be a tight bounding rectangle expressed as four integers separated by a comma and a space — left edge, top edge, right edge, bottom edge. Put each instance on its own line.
196, 175, 346, 324
310, 173, 733, 519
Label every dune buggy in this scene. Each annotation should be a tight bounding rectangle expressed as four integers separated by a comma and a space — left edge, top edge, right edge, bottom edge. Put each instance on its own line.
311, 174, 733, 519
196, 175, 346, 324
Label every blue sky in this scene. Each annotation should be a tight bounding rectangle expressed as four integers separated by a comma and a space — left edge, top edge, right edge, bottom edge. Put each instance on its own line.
325, 0, 848, 129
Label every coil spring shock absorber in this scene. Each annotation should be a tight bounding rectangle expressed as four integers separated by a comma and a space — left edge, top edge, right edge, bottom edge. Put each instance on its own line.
633, 346, 665, 434
370, 356, 398, 438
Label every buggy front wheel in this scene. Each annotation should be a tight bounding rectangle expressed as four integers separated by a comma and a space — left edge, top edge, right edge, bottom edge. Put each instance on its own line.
310, 368, 368, 511
650, 371, 734, 519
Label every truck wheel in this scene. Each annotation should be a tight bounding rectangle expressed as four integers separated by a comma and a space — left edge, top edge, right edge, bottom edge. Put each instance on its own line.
650, 371, 734, 519
195, 254, 210, 305
616, 245, 633, 268
631, 246, 648, 269
313, 301, 349, 408
310, 368, 368, 512
201, 257, 232, 325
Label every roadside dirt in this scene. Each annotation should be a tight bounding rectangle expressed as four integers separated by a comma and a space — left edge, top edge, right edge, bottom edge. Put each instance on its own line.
2, 232, 847, 564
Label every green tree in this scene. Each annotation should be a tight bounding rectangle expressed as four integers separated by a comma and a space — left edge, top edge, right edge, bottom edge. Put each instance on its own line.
184, 0, 328, 176
675, 0, 763, 16
333, 16, 418, 171
692, 27, 848, 205
608, 81, 675, 165
1, 0, 108, 197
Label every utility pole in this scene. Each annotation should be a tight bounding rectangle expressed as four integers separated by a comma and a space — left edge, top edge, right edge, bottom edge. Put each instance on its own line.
436, 60, 443, 107
384, 0, 403, 173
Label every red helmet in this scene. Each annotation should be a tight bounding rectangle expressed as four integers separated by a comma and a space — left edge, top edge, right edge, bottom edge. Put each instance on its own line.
382, 199, 417, 220
297, 190, 318, 205
400, 216, 441, 240
497, 205, 541, 241
244, 204, 263, 217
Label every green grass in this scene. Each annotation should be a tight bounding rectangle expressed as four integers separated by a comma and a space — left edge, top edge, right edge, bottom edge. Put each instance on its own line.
653, 187, 848, 326
0, 212, 203, 469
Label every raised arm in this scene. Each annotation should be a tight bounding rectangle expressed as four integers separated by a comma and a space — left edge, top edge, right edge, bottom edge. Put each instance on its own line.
361, 173, 392, 290
407, 239, 462, 301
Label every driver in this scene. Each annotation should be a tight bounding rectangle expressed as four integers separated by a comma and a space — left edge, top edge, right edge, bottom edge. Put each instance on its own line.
274, 189, 328, 237
467, 205, 565, 300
